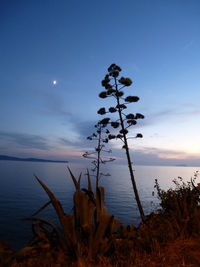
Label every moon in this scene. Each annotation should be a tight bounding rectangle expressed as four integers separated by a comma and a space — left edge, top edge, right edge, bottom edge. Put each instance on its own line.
53, 80, 57, 85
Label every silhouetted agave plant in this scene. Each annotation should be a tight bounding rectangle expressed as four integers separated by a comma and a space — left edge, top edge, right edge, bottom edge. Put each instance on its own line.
98, 63, 146, 222
25, 169, 120, 260
83, 121, 115, 188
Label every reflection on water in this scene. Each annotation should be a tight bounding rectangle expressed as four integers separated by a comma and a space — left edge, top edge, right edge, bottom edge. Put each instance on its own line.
0, 160, 198, 250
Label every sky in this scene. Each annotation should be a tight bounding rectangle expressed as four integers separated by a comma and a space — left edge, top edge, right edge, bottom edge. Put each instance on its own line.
0, 0, 200, 166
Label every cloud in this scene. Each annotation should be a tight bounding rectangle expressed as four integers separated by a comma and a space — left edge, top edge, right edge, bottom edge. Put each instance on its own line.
130, 146, 200, 166
1, 130, 199, 167
58, 119, 98, 151
104, 145, 200, 167
74, 119, 97, 138
59, 137, 85, 149
140, 105, 200, 128
43, 93, 71, 118
0, 131, 50, 150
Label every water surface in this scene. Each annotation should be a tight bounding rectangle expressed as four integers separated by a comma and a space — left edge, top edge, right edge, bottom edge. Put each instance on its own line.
0, 160, 198, 250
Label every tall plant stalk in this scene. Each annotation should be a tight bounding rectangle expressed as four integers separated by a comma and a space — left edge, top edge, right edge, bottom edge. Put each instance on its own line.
98, 64, 146, 223
83, 122, 115, 189
114, 76, 145, 222
96, 126, 101, 188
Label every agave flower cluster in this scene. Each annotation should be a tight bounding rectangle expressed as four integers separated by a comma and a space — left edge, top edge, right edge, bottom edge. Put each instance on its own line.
97, 63, 145, 148
83, 121, 115, 188
97, 64, 146, 222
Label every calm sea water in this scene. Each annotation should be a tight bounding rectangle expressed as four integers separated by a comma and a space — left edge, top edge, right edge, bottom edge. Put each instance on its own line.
0, 160, 199, 250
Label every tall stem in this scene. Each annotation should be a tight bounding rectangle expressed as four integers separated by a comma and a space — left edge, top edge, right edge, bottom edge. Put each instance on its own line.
96, 126, 101, 188
114, 77, 145, 223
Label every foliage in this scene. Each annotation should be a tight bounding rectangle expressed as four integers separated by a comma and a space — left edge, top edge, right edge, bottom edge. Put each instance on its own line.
154, 171, 200, 236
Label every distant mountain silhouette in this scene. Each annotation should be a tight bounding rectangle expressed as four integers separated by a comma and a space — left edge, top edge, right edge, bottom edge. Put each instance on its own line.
0, 155, 67, 163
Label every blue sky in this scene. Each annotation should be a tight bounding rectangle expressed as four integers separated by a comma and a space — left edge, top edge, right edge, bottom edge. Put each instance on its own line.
0, 0, 200, 166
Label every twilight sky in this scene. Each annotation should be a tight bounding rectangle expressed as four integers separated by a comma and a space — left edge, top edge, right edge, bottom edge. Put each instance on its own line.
0, 0, 200, 166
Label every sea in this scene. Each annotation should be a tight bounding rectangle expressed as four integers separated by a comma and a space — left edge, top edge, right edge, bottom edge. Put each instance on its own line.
0, 160, 199, 250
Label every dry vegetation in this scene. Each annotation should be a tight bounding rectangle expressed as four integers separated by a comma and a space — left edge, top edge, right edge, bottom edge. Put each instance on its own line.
1, 170, 200, 266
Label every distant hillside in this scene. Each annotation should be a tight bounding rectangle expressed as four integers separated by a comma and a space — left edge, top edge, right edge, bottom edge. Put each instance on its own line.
0, 155, 67, 163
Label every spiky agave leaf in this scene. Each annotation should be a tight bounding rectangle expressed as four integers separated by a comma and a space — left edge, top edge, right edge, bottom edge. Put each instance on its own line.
34, 175, 65, 216
91, 214, 120, 257
25, 217, 63, 247
74, 190, 92, 227
91, 214, 112, 256
34, 175, 76, 251
24, 217, 61, 240
67, 167, 80, 191
96, 187, 107, 224
87, 169, 93, 192
31, 200, 51, 217
78, 172, 82, 189
81, 189, 95, 205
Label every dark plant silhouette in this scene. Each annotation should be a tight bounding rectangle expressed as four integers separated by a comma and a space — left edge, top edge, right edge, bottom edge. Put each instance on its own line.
83, 121, 115, 188
24, 169, 120, 260
98, 63, 145, 222
154, 171, 200, 236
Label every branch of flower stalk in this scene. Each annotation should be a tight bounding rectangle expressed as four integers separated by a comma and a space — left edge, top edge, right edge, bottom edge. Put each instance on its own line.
117, 136, 125, 143
126, 134, 143, 139
83, 151, 98, 156
118, 85, 126, 91
83, 154, 98, 161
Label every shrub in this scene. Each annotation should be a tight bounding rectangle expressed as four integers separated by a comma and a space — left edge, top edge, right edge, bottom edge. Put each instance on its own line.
154, 171, 200, 237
